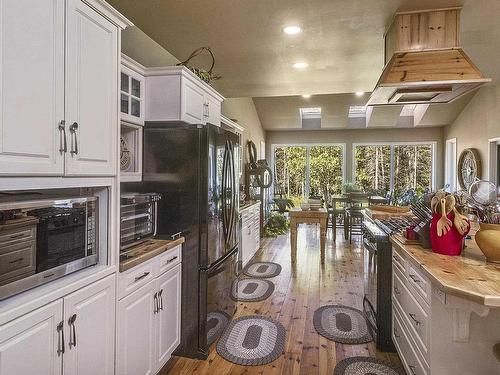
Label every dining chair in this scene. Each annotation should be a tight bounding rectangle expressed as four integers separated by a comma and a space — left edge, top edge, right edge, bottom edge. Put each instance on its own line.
346, 192, 370, 243
328, 195, 349, 242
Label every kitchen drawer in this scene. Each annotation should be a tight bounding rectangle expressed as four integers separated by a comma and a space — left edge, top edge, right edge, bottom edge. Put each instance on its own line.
407, 263, 431, 306
392, 246, 406, 275
118, 260, 156, 300
0, 226, 36, 249
0, 241, 36, 281
158, 245, 182, 275
393, 307, 429, 375
392, 270, 406, 307
394, 273, 430, 361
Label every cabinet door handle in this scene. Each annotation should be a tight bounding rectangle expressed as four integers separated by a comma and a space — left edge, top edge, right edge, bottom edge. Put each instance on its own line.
394, 286, 401, 295
167, 256, 178, 264
153, 292, 158, 314
409, 313, 421, 326
69, 122, 79, 155
134, 271, 150, 282
68, 314, 77, 348
409, 274, 421, 283
58, 120, 67, 153
57, 321, 65, 356
158, 289, 164, 311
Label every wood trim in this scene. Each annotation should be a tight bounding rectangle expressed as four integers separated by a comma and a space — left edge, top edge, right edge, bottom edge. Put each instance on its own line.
394, 6, 463, 16
82, 0, 133, 29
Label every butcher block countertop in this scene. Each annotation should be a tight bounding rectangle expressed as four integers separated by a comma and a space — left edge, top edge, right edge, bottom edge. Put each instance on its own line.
119, 237, 184, 272
391, 237, 500, 307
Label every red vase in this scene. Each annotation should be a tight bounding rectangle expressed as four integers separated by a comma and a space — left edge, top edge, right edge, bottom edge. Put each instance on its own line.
430, 212, 470, 256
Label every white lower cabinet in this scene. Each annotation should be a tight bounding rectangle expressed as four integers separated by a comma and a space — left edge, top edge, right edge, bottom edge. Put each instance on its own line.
0, 300, 63, 375
0, 274, 115, 375
241, 204, 261, 267
62, 275, 116, 375
117, 249, 182, 375
117, 280, 157, 375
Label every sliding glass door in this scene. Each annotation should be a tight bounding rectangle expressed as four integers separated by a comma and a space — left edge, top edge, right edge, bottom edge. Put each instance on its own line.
273, 144, 344, 204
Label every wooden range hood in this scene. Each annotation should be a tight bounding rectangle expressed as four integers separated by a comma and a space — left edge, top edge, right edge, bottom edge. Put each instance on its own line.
367, 7, 491, 106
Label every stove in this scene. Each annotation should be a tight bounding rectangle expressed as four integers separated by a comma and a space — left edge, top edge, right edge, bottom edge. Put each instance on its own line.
362, 212, 396, 352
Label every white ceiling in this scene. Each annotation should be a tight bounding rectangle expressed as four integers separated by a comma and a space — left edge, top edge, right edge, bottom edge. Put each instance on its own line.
109, 0, 500, 129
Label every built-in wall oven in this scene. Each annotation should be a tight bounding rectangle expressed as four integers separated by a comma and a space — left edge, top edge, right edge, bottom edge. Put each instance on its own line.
0, 196, 99, 300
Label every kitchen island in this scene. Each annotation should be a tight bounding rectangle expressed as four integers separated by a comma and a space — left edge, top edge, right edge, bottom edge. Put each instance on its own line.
391, 237, 500, 375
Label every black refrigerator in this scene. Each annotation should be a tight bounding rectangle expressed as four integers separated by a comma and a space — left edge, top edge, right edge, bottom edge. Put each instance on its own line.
122, 122, 240, 359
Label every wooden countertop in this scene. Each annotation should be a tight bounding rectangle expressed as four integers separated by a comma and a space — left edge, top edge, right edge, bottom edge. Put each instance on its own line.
391, 237, 500, 307
119, 237, 184, 272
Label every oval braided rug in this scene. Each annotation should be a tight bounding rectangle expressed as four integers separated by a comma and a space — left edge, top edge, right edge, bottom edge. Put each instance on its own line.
231, 278, 275, 302
313, 305, 372, 344
243, 261, 282, 278
207, 310, 231, 346
216, 315, 286, 366
334, 356, 405, 375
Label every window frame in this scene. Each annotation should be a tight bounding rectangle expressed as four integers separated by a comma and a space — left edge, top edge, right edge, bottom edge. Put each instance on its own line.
352, 141, 437, 192
271, 143, 347, 198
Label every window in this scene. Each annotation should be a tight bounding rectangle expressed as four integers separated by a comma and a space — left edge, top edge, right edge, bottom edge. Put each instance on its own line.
273, 145, 345, 204
273, 146, 307, 205
354, 143, 435, 198
354, 145, 391, 192
445, 138, 457, 192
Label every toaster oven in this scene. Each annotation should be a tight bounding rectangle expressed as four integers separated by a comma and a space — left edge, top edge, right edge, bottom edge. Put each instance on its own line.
120, 193, 161, 250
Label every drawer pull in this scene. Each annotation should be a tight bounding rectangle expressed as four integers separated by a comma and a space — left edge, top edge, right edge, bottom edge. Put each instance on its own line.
134, 272, 150, 282
408, 365, 417, 375
9, 233, 25, 240
8, 257, 24, 264
394, 286, 401, 295
409, 274, 421, 283
394, 327, 401, 338
409, 313, 421, 326
167, 256, 178, 264
44, 273, 55, 279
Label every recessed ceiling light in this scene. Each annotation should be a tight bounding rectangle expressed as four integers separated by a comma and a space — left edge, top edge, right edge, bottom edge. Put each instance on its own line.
293, 62, 309, 69
302, 94, 311, 98
283, 25, 302, 35
355, 91, 365, 96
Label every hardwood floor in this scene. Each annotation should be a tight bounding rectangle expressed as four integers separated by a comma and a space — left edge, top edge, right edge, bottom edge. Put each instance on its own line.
162, 225, 402, 374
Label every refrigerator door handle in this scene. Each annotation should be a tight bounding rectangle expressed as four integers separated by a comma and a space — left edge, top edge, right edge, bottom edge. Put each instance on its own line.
227, 141, 237, 245
221, 141, 229, 242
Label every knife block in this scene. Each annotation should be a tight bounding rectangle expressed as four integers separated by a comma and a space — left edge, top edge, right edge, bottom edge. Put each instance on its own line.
414, 218, 432, 249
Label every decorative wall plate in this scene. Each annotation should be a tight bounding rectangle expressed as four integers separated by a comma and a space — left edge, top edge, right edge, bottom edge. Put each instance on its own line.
457, 148, 481, 190
120, 136, 132, 172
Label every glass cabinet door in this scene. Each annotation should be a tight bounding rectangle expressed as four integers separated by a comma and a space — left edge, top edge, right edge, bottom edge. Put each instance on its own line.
120, 67, 143, 124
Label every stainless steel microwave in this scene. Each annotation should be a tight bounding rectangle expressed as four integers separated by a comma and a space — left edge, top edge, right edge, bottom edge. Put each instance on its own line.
0, 196, 98, 300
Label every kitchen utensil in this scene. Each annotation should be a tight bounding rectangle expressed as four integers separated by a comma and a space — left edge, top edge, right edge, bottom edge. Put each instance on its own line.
445, 194, 455, 214
431, 196, 440, 213
452, 207, 469, 235
469, 180, 497, 206
437, 198, 452, 237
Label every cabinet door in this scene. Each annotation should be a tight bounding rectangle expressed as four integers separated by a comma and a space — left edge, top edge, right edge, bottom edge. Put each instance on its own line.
0, 300, 63, 375
121, 66, 145, 125
65, 0, 118, 176
181, 79, 205, 124
0, 0, 65, 175
63, 275, 115, 375
117, 280, 157, 375
155, 265, 181, 370
205, 94, 221, 126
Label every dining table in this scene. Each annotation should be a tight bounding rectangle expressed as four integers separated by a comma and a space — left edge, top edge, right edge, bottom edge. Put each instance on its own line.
289, 208, 328, 264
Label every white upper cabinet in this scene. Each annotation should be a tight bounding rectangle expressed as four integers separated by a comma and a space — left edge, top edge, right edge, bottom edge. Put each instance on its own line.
121, 55, 146, 126
0, 0, 65, 176
62, 275, 115, 375
145, 66, 224, 126
65, 0, 118, 176
0, 299, 63, 375
0, 0, 131, 177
